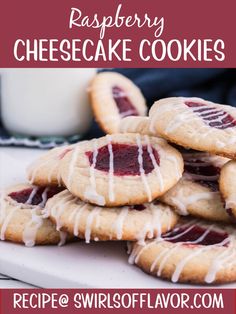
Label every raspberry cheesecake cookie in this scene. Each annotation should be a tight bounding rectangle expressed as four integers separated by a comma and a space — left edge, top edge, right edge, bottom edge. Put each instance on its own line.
89, 72, 147, 134
149, 97, 236, 159
161, 149, 230, 222
219, 160, 236, 220
46, 189, 178, 243
0, 183, 67, 246
60, 133, 184, 206
129, 218, 236, 284
120, 116, 156, 136
27, 144, 75, 186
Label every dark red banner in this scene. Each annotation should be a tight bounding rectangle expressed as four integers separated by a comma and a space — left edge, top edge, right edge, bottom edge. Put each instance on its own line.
0, 289, 235, 314
0, 0, 235, 67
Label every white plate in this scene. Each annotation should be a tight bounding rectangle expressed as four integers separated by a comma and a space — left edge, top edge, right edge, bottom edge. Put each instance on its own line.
0, 147, 235, 288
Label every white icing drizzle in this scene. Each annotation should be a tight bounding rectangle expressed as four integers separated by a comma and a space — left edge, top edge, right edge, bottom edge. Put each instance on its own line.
130, 240, 155, 265
28, 146, 73, 185
49, 190, 173, 244
58, 231, 67, 247
21, 187, 50, 246
137, 221, 154, 245
130, 220, 235, 283
188, 105, 234, 129
128, 242, 146, 264
150, 204, 161, 237
85, 207, 101, 243
73, 204, 88, 237
84, 140, 105, 206
150, 247, 169, 272
165, 151, 226, 216
136, 134, 152, 202
127, 241, 132, 255
169, 191, 216, 216
146, 202, 167, 241
67, 145, 80, 190
106, 135, 115, 202
22, 207, 43, 247
204, 238, 235, 283
0, 188, 44, 245
144, 135, 164, 192
49, 193, 76, 231
113, 207, 129, 240
39, 187, 50, 208
25, 186, 39, 205
171, 236, 230, 283
157, 100, 236, 149
164, 224, 196, 241
68, 208, 77, 222
0, 187, 69, 247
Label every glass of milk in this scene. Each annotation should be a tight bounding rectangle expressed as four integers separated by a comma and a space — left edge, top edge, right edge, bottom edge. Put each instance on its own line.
0, 68, 95, 137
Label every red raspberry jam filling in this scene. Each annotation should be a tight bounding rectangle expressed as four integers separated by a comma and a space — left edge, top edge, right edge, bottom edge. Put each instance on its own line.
183, 153, 220, 191
163, 225, 229, 246
130, 204, 146, 211
185, 101, 236, 130
112, 86, 139, 118
8, 186, 63, 206
86, 143, 160, 176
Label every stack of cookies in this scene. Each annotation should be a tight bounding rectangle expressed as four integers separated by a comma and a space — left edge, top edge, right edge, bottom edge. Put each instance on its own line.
1, 72, 236, 286
121, 95, 236, 285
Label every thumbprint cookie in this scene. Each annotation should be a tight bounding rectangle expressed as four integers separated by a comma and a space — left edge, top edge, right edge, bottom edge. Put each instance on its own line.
149, 97, 236, 159
0, 183, 67, 246
60, 133, 184, 206
89, 72, 147, 134
161, 149, 230, 222
128, 218, 236, 284
27, 144, 75, 186
46, 189, 179, 243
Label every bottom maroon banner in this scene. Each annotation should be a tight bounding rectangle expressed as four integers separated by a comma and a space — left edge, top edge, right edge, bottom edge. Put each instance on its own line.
0, 289, 235, 314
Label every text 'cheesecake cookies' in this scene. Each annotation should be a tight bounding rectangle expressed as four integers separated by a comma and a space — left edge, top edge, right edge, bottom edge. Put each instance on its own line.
0, 183, 67, 246
60, 133, 184, 206
27, 145, 75, 186
161, 149, 230, 222
149, 97, 236, 159
46, 190, 179, 244
128, 218, 236, 284
89, 72, 147, 134
219, 160, 236, 220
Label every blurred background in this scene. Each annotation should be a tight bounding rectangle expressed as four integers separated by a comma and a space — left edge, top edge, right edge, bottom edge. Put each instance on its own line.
0, 68, 236, 147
